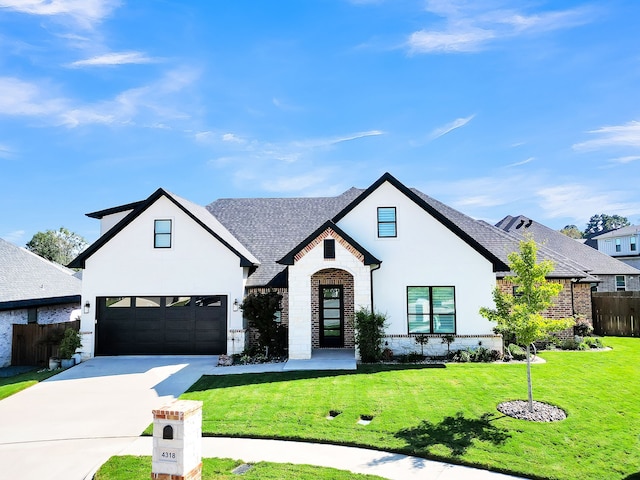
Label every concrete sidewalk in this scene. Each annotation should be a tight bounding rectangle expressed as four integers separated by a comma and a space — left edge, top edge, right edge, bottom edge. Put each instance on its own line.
120, 436, 527, 480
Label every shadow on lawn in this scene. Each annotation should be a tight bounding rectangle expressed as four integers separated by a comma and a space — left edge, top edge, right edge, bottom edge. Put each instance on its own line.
186, 364, 444, 392
394, 411, 511, 456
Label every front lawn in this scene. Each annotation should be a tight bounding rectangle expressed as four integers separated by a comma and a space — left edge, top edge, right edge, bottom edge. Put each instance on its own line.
0, 368, 59, 400
181, 337, 640, 480
95, 456, 387, 480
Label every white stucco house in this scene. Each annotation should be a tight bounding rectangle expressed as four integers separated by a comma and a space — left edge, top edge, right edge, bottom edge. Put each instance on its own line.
70, 172, 597, 360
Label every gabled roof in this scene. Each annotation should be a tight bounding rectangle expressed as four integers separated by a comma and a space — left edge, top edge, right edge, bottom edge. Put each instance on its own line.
277, 220, 382, 266
496, 215, 640, 276
68, 188, 259, 269
0, 238, 81, 311
207, 188, 363, 286
86, 201, 145, 219
591, 224, 640, 240
332, 172, 510, 272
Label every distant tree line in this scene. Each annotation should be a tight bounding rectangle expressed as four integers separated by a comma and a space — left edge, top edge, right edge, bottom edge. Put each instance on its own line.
560, 214, 631, 239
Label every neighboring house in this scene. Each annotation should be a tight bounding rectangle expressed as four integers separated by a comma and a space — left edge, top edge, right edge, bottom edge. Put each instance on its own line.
0, 238, 82, 367
591, 225, 640, 273
70, 173, 596, 360
496, 216, 640, 293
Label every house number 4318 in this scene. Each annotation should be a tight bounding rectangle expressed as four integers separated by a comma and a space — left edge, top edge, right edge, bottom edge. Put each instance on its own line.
161, 451, 177, 461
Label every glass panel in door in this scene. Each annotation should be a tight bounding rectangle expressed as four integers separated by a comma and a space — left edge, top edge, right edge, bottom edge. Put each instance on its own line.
320, 286, 343, 347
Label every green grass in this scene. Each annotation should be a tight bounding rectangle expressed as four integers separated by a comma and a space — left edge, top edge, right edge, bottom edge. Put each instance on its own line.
0, 369, 59, 400
94, 456, 387, 480
179, 337, 640, 480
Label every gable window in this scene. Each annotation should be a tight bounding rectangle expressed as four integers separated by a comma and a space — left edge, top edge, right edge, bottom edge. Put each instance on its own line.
407, 286, 455, 334
631, 237, 636, 252
377, 207, 397, 238
154, 219, 172, 248
616, 275, 626, 291
615, 238, 621, 252
324, 239, 336, 259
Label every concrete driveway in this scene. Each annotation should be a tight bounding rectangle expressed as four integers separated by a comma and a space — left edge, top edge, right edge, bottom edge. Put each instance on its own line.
0, 356, 217, 480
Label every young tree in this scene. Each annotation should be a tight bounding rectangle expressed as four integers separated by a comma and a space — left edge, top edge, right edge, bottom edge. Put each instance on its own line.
26, 227, 87, 266
480, 236, 574, 412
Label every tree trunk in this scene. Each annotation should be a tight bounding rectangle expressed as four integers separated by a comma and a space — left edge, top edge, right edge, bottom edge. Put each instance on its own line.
526, 344, 534, 412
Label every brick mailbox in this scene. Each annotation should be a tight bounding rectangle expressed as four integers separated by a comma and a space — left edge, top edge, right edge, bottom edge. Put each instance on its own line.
151, 400, 203, 480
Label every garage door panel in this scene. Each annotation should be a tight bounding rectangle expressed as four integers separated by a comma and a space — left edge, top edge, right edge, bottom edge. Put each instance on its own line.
97, 295, 227, 355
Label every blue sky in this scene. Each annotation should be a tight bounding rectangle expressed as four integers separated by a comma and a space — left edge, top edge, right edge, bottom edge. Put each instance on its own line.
1, 0, 640, 246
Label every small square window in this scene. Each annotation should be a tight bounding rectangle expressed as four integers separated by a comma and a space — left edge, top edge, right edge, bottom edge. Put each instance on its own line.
378, 207, 397, 238
154, 219, 172, 248
324, 239, 336, 259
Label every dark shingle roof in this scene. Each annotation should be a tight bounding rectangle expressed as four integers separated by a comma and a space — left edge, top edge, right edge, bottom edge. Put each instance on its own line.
495, 215, 640, 276
0, 238, 81, 309
206, 188, 363, 286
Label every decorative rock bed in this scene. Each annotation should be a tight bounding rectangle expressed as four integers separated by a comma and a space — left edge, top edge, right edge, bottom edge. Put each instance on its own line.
497, 400, 567, 422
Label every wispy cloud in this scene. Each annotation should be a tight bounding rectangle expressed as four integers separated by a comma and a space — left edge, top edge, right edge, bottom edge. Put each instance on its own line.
506, 157, 534, 167
0, 0, 120, 28
536, 184, 640, 222
0, 144, 13, 159
0, 68, 200, 127
1, 229, 25, 243
408, 2, 592, 54
68, 51, 156, 67
572, 120, 640, 151
428, 115, 475, 140
609, 155, 640, 164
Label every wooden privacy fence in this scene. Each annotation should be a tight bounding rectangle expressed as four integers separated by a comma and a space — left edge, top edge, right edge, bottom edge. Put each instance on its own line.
11, 320, 80, 367
592, 292, 640, 337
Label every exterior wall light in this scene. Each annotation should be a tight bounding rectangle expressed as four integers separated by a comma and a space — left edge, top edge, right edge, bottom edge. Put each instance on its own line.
84, 301, 90, 314
233, 299, 240, 312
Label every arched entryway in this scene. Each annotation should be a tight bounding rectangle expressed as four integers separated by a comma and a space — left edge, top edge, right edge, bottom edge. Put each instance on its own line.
311, 268, 355, 349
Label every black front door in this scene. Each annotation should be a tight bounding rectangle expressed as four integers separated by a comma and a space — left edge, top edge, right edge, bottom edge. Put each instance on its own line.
320, 286, 344, 347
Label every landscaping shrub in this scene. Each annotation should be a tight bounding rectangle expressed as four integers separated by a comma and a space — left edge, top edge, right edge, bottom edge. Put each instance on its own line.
398, 351, 424, 363
507, 343, 526, 361
583, 337, 604, 349
354, 308, 387, 363
574, 318, 593, 337
560, 338, 581, 350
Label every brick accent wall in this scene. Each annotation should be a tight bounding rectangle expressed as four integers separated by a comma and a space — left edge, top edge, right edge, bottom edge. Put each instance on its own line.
496, 278, 593, 339
310, 269, 355, 348
294, 227, 365, 264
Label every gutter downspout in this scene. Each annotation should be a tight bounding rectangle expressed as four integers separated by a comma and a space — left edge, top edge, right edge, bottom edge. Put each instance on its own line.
370, 263, 381, 312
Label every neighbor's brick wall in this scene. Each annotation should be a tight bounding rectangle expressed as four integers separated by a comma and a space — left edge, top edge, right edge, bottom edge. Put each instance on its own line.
595, 274, 640, 292
311, 269, 355, 348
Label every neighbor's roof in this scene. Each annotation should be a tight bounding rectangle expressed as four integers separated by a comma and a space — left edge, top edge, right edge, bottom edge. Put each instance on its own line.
0, 238, 81, 310
591, 224, 640, 240
69, 188, 259, 269
496, 215, 640, 276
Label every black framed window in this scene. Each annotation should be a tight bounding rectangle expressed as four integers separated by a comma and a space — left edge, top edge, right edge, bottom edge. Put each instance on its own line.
154, 219, 172, 248
631, 237, 636, 252
407, 286, 455, 334
324, 239, 336, 259
615, 238, 621, 252
377, 207, 397, 237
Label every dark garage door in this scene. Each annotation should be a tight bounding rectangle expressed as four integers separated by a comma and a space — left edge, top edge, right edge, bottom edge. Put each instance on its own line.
96, 296, 227, 355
